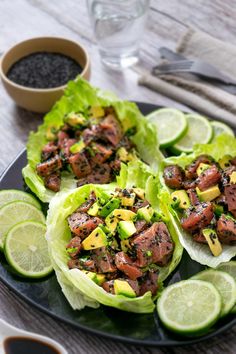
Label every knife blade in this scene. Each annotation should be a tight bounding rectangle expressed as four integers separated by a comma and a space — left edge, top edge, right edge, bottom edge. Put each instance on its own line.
156, 47, 236, 95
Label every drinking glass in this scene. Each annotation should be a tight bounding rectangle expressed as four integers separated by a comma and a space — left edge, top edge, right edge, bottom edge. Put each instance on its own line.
87, 0, 150, 69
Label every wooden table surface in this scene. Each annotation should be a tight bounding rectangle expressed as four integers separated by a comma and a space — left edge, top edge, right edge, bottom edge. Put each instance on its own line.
0, 1, 235, 353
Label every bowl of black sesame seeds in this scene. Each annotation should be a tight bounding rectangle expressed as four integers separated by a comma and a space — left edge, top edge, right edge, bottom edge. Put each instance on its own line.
0, 37, 91, 113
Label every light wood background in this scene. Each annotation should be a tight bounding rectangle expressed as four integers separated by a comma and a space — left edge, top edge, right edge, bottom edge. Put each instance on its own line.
0, 1, 235, 353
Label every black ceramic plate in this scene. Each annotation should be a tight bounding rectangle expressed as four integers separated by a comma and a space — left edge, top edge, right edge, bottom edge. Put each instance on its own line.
0, 103, 235, 347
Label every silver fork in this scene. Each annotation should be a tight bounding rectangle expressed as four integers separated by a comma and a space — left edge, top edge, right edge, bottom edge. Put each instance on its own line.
152, 59, 236, 86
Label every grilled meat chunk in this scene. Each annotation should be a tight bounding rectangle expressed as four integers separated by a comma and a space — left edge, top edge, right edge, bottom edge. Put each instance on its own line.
132, 222, 173, 267
69, 152, 91, 178
77, 163, 111, 186
90, 143, 113, 164
41, 142, 58, 161
92, 247, 117, 273
68, 258, 97, 272
139, 271, 158, 296
66, 236, 82, 258
185, 155, 214, 179
197, 165, 221, 191
187, 189, 199, 205
224, 184, 236, 213
193, 232, 208, 244
77, 191, 96, 213
163, 165, 184, 189
181, 202, 214, 233
217, 214, 236, 244
67, 212, 103, 238
102, 280, 115, 294
36, 155, 62, 177
44, 172, 61, 192
115, 252, 143, 280
100, 114, 123, 146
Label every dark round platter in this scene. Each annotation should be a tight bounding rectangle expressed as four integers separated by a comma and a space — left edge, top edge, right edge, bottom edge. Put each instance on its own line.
0, 102, 235, 347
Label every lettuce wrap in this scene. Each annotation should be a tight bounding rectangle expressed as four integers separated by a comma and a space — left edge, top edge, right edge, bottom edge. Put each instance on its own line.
22, 78, 162, 202
46, 162, 183, 313
163, 134, 236, 268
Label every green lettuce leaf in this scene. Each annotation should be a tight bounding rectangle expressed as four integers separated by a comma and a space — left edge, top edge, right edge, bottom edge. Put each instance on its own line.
163, 134, 236, 267
23, 78, 162, 202
46, 163, 183, 312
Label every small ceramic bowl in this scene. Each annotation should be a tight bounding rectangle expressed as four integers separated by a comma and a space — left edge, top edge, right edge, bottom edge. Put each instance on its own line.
0, 37, 91, 113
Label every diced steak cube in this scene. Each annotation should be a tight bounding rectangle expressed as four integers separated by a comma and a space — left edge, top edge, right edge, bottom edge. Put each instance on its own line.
92, 247, 117, 273
139, 271, 158, 296
61, 138, 77, 159
193, 232, 208, 244
217, 214, 236, 244
102, 280, 115, 294
36, 155, 62, 177
181, 202, 214, 233
185, 155, 214, 179
224, 184, 236, 213
69, 152, 91, 178
82, 125, 102, 145
115, 252, 143, 280
183, 179, 198, 190
68, 258, 97, 272
66, 236, 82, 258
41, 142, 58, 161
109, 159, 121, 174
126, 279, 140, 296
90, 143, 113, 164
44, 172, 61, 192
132, 222, 174, 267
197, 165, 221, 191
130, 200, 150, 213
100, 114, 123, 146
57, 131, 69, 149
77, 163, 111, 186
134, 220, 148, 234
67, 212, 103, 238
187, 189, 199, 205
77, 191, 96, 213
163, 165, 184, 189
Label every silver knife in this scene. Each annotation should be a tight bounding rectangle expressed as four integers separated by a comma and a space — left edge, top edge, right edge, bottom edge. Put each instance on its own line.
156, 47, 236, 95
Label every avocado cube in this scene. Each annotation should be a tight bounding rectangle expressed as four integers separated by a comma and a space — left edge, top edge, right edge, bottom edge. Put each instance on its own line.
121, 193, 136, 207
65, 112, 87, 127
133, 188, 145, 200
105, 212, 119, 233
120, 239, 131, 253
196, 185, 221, 202
196, 163, 211, 176
218, 155, 232, 169
82, 227, 107, 250
46, 126, 57, 141
99, 198, 121, 218
113, 209, 136, 221
81, 270, 97, 282
70, 140, 85, 154
118, 221, 136, 240
87, 202, 100, 216
114, 279, 136, 298
202, 228, 222, 257
89, 106, 105, 119
137, 206, 154, 222
230, 171, 236, 184
171, 190, 190, 209
95, 274, 106, 285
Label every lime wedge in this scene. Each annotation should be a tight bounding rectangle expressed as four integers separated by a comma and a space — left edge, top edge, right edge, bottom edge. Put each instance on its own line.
147, 108, 187, 148
217, 261, 236, 313
0, 189, 41, 209
172, 114, 213, 154
4, 221, 53, 278
157, 280, 221, 335
192, 269, 236, 317
211, 121, 234, 140
0, 201, 45, 249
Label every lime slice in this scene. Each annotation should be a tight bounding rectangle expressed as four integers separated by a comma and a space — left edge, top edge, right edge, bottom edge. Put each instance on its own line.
217, 261, 236, 313
0, 189, 41, 209
4, 221, 53, 278
172, 114, 213, 154
147, 108, 187, 148
0, 201, 45, 249
192, 269, 236, 317
211, 121, 234, 140
157, 280, 221, 335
